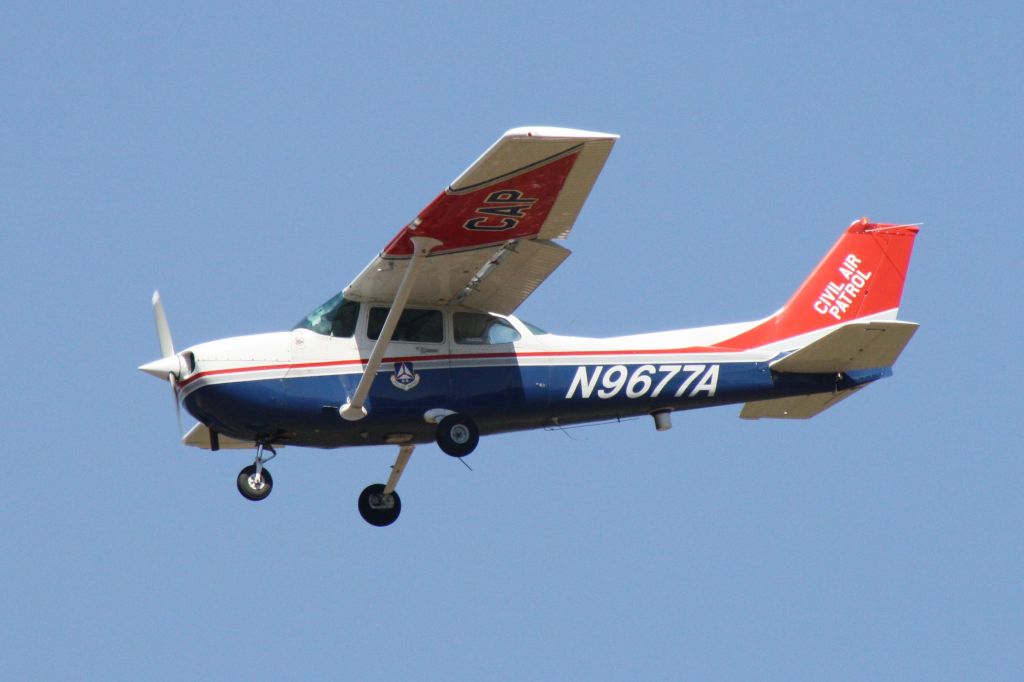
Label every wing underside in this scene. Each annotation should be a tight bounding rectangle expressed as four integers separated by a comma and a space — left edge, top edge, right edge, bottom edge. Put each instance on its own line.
345, 237, 571, 315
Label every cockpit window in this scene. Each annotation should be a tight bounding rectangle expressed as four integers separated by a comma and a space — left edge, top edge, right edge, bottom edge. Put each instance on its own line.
294, 292, 360, 337
454, 312, 522, 344
368, 307, 443, 343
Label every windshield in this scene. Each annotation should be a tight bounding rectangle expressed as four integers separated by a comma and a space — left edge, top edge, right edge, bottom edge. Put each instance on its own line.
294, 292, 360, 337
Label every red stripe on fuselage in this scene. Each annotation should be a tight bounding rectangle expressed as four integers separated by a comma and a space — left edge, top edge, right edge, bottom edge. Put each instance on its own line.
175, 345, 744, 389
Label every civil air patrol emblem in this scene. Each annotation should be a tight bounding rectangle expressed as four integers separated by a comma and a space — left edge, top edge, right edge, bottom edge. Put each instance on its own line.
390, 362, 420, 391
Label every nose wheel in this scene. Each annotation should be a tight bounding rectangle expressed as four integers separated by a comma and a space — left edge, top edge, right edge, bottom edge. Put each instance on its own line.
237, 442, 276, 501
358, 483, 401, 526
357, 443, 414, 526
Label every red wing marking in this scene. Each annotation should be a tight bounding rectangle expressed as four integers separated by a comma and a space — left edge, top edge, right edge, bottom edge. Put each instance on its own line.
382, 150, 580, 257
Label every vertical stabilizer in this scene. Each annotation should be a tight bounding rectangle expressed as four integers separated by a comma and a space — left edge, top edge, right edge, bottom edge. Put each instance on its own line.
720, 218, 919, 350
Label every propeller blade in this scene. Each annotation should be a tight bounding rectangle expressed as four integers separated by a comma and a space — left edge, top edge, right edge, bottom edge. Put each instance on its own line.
143, 291, 187, 436
152, 290, 175, 358
170, 373, 183, 436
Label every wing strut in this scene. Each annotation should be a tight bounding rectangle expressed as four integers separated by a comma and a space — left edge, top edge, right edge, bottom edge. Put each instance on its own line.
340, 236, 442, 421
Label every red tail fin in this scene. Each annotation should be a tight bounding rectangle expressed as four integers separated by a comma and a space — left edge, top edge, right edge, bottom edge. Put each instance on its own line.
721, 218, 919, 349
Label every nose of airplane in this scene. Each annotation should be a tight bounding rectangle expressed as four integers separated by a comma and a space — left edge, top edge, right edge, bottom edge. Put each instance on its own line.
138, 354, 184, 380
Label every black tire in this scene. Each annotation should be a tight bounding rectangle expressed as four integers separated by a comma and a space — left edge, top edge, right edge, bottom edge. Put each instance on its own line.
358, 483, 401, 527
436, 414, 479, 457
237, 464, 274, 501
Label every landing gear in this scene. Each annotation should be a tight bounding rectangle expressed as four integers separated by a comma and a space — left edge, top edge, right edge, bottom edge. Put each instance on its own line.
358, 483, 401, 526
358, 443, 414, 526
436, 413, 479, 457
237, 442, 276, 501
237, 465, 273, 500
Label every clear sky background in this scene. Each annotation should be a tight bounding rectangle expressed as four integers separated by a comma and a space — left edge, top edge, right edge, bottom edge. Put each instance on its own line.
2, 2, 1021, 680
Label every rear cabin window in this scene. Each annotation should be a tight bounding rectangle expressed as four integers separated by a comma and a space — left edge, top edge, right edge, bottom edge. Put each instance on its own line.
454, 312, 522, 345
521, 320, 549, 335
367, 307, 444, 343
294, 293, 360, 338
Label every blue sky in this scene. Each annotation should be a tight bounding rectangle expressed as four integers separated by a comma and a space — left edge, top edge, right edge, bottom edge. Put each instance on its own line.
2, 2, 1021, 679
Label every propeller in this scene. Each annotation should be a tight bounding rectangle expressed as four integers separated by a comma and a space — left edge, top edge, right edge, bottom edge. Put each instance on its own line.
152, 290, 174, 359
139, 290, 184, 434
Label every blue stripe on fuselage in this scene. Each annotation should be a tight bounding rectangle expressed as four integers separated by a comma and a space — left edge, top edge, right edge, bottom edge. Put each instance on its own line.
183, 360, 887, 448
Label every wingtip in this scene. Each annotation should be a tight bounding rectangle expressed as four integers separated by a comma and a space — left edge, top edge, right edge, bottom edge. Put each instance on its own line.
503, 126, 619, 140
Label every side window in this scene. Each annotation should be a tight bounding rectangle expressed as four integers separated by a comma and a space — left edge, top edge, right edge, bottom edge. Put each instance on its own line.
368, 307, 444, 343
453, 312, 488, 344
454, 312, 521, 345
486, 319, 521, 344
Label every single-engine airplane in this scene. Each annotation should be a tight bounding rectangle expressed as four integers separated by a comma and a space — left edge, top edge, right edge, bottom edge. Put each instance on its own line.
140, 127, 919, 526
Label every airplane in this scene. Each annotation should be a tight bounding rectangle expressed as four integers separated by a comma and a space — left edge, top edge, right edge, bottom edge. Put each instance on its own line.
139, 126, 920, 527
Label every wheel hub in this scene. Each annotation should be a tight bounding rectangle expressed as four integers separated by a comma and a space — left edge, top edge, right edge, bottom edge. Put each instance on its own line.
450, 424, 470, 444
369, 493, 395, 510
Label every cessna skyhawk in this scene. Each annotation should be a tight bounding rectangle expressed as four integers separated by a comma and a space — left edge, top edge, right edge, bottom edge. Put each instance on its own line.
140, 127, 919, 526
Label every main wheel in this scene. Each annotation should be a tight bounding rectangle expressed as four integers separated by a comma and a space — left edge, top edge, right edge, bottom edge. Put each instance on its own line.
436, 414, 479, 457
237, 464, 274, 501
358, 483, 401, 526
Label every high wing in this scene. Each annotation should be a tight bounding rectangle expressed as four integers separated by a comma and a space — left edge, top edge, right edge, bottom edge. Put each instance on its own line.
343, 127, 618, 315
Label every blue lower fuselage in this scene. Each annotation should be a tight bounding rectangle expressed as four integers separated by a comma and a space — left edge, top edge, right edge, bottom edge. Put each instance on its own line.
182, 358, 888, 448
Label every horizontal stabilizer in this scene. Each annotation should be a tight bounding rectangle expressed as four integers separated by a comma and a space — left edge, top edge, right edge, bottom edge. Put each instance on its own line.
740, 385, 866, 419
770, 321, 919, 374
183, 423, 260, 450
